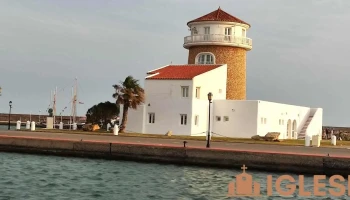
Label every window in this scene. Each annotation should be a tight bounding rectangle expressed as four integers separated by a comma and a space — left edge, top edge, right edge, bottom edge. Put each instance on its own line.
148, 113, 155, 124
181, 86, 189, 97
282, 120, 284, 125
196, 53, 215, 64
216, 116, 221, 121
204, 27, 210, 40
225, 27, 232, 41
242, 29, 246, 37
261, 117, 264, 124
194, 115, 199, 126
264, 118, 267, 124
224, 116, 229, 122
279, 119, 281, 125
191, 27, 198, 35
195, 87, 200, 99
180, 114, 187, 125
219, 89, 222, 93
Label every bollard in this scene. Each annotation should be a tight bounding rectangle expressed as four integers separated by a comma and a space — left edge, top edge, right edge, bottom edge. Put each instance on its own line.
30, 121, 35, 131
59, 122, 63, 130
16, 121, 21, 130
113, 124, 119, 136
331, 135, 337, 146
305, 135, 311, 147
26, 121, 30, 129
73, 123, 77, 130
312, 135, 321, 147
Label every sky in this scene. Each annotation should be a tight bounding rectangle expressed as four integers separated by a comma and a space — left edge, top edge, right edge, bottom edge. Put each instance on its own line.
0, 0, 349, 126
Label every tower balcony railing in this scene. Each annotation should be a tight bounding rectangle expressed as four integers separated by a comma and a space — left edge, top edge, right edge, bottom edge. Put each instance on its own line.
183, 34, 252, 50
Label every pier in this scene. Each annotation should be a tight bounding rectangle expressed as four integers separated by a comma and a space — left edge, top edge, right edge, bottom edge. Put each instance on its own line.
0, 130, 350, 176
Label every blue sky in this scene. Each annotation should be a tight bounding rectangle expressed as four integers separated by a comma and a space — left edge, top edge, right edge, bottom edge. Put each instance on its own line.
0, 0, 350, 126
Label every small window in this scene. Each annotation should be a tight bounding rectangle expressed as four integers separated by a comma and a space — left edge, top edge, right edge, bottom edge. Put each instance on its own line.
194, 115, 199, 126
282, 120, 284, 125
264, 118, 267, 124
224, 116, 229, 122
181, 86, 189, 97
196, 53, 215, 64
242, 29, 246, 37
279, 119, 281, 125
219, 89, 222, 93
195, 87, 200, 99
216, 116, 221, 121
148, 113, 155, 124
261, 117, 264, 124
180, 114, 187, 125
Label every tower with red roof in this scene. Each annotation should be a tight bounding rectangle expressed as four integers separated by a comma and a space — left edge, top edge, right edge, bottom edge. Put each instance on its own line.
183, 7, 252, 100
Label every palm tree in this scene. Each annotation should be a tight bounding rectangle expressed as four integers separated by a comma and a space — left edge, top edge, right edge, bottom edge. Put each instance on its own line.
112, 76, 145, 133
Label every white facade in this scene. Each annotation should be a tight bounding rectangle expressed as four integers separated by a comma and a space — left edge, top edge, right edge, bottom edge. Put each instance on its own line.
120, 64, 323, 140
120, 64, 227, 136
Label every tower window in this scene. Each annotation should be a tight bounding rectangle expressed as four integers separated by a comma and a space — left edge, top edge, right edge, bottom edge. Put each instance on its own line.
196, 53, 215, 64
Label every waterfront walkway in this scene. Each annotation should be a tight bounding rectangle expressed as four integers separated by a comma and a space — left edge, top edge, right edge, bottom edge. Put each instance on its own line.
0, 130, 350, 158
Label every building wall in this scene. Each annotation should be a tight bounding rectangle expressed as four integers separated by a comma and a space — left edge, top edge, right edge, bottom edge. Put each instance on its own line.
188, 46, 247, 100
212, 100, 258, 138
120, 105, 146, 133
188, 22, 248, 37
191, 99, 211, 136
257, 101, 312, 139
192, 64, 227, 100
306, 108, 323, 138
142, 79, 193, 135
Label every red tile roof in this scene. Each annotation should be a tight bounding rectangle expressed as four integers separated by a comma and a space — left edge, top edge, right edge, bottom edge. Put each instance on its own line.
146, 64, 223, 80
187, 7, 250, 27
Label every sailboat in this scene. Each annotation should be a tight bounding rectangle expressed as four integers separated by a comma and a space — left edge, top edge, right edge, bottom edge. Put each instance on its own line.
42, 78, 85, 129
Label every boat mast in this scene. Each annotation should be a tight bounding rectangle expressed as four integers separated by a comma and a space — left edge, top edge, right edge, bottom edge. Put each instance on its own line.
69, 86, 73, 130
53, 86, 57, 127
72, 77, 77, 124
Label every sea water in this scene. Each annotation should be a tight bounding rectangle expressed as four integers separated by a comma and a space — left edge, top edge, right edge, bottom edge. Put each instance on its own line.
0, 152, 349, 199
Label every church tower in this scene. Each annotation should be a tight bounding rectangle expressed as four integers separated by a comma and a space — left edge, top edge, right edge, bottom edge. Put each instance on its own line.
184, 7, 252, 100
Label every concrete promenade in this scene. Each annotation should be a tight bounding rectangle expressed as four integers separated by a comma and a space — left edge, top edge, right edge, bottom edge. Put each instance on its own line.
1, 130, 350, 175
0, 130, 349, 157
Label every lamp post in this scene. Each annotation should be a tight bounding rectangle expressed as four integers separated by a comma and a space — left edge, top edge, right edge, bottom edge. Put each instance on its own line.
39, 110, 41, 123
8, 101, 12, 130
206, 92, 213, 148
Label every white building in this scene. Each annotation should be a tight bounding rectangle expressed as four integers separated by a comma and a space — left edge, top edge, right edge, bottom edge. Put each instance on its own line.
120, 8, 323, 140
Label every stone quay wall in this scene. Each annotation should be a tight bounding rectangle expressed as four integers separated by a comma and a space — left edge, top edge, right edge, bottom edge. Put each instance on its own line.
0, 113, 85, 123
0, 136, 349, 176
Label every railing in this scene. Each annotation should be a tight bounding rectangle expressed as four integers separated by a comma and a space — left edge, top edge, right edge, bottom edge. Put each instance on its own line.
184, 34, 252, 47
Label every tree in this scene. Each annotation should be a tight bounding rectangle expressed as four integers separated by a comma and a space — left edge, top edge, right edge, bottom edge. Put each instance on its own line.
112, 76, 145, 133
85, 101, 119, 129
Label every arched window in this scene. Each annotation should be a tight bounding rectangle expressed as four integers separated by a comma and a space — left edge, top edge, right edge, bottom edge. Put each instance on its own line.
196, 53, 215, 64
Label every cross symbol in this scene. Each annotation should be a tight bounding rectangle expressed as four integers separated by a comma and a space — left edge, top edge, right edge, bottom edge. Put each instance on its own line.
241, 165, 248, 173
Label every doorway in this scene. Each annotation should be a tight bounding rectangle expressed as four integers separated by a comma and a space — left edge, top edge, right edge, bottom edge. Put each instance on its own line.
286, 119, 291, 139
292, 120, 297, 139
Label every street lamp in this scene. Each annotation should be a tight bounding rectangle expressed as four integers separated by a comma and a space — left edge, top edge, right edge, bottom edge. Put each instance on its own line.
8, 101, 12, 130
206, 92, 213, 148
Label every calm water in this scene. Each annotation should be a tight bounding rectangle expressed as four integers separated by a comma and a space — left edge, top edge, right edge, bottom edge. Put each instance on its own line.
0, 152, 349, 199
